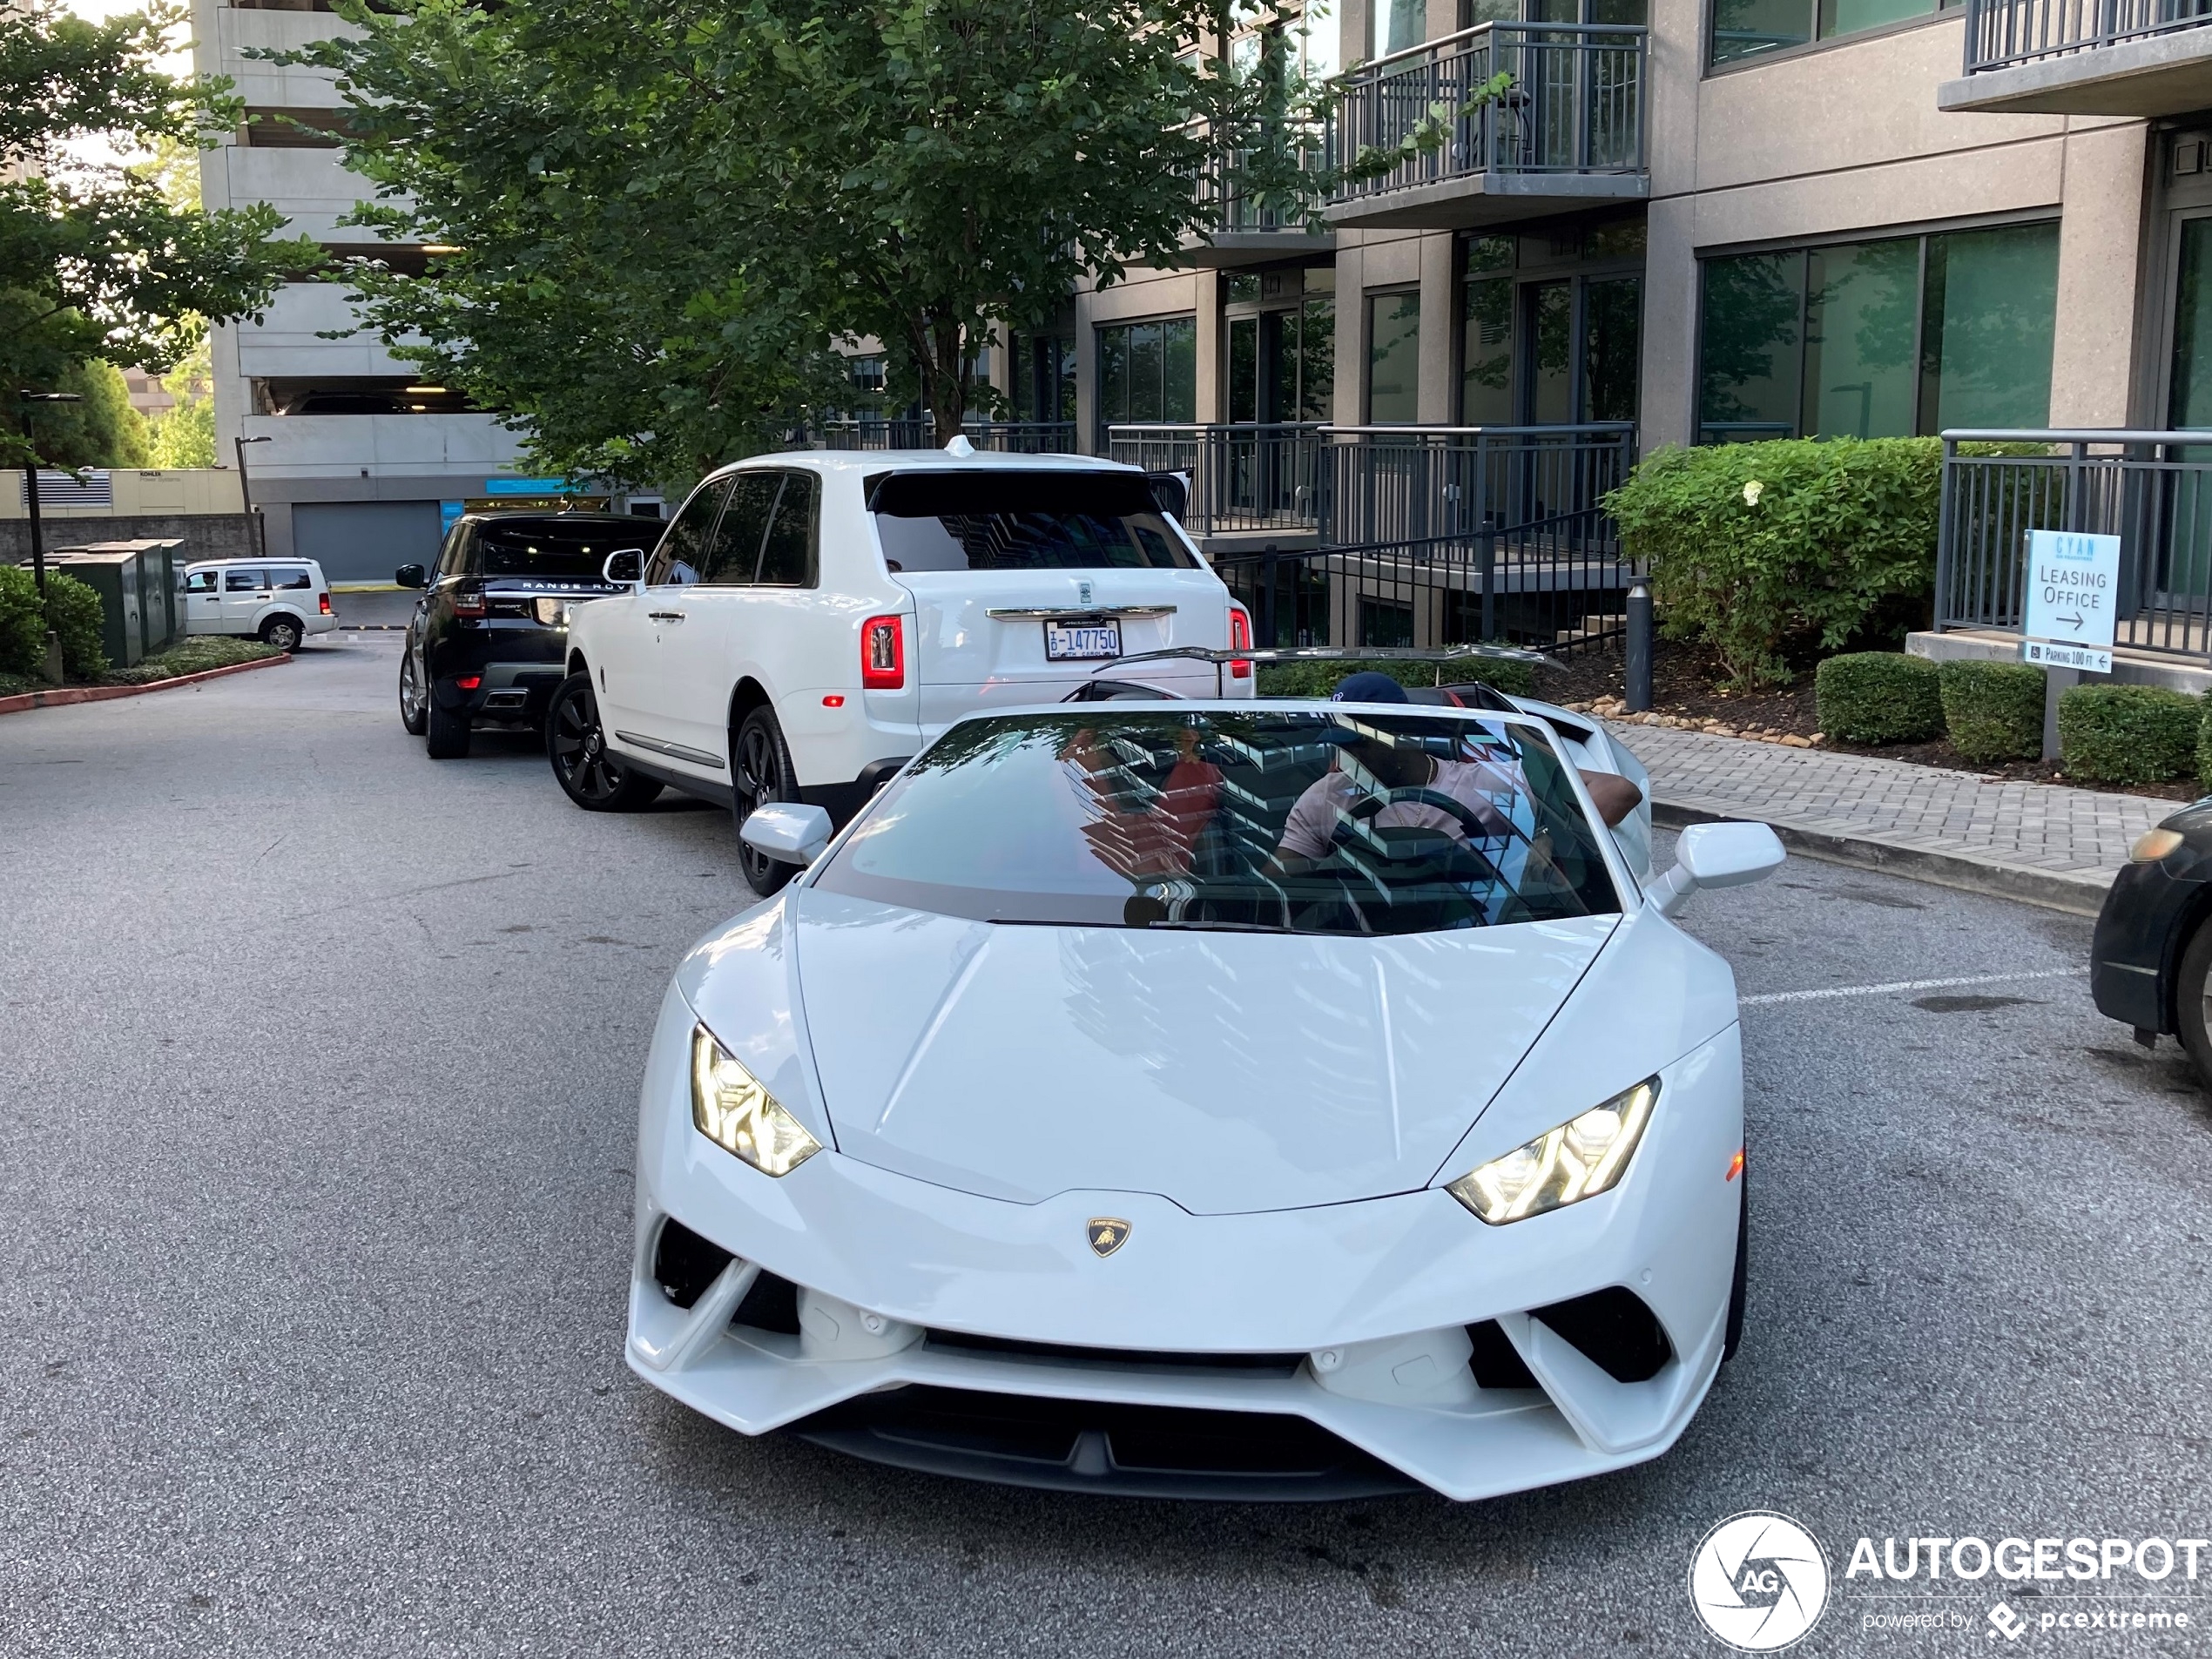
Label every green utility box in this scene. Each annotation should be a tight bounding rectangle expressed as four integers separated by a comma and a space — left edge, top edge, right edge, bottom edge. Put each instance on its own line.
31, 539, 185, 668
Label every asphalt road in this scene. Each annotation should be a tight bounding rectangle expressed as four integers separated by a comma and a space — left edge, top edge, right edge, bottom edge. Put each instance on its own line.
3, 633, 2209, 1657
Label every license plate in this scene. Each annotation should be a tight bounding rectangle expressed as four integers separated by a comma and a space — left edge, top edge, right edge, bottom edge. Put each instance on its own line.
1044, 621, 1121, 661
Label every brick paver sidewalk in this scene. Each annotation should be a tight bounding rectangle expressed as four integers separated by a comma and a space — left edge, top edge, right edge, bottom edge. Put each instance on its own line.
1608, 721, 2182, 911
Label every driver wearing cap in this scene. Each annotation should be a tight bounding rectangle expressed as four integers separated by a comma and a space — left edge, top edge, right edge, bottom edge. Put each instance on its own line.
1268, 671, 1640, 876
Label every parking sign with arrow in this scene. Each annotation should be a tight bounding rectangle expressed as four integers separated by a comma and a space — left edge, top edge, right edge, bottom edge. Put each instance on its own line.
2021, 529, 2121, 674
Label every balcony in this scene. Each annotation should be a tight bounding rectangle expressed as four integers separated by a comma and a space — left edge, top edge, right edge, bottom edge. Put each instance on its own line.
1939, 0, 2212, 115
1186, 135, 1336, 267
1325, 24, 1648, 233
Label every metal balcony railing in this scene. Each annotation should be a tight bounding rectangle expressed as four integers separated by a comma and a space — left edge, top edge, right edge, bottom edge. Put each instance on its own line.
1330, 22, 1647, 207
1107, 423, 1330, 535
811, 419, 1076, 454
1938, 428, 2212, 660
1963, 0, 2212, 71
1192, 131, 1332, 236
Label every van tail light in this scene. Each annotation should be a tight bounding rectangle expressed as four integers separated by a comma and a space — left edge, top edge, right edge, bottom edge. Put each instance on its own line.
860, 614, 905, 690
452, 583, 486, 619
1228, 605, 1252, 680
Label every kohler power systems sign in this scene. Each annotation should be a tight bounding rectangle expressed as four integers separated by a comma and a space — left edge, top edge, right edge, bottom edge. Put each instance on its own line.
2021, 529, 2121, 675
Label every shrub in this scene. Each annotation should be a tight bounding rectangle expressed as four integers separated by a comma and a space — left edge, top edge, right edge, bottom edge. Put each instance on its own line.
1604, 436, 1944, 687
2058, 684, 2200, 786
1939, 659, 2046, 764
1815, 652, 1943, 745
2200, 699, 2212, 793
104, 636, 280, 685
43, 572, 107, 678
0, 567, 43, 677
1255, 656, 1534, 699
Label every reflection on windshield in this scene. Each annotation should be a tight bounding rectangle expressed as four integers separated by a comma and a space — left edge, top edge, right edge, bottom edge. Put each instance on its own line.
815, 711, 1620, 936
480, 526, 631, 579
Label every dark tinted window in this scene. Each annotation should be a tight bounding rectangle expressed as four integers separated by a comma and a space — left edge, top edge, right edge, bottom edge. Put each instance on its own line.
698, 473, 780, 585
271, 566, 314, 590
870, 469, 1195, 573
225, 568, 269, 592
759, 472, 819, 587
435, 523, 470, 578
479, 519, 651, 580
649, 482, 731, 586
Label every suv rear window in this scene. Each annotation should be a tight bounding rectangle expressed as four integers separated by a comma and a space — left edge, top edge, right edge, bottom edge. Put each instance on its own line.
478, 520, 642, 579
869, 470, 1196, 573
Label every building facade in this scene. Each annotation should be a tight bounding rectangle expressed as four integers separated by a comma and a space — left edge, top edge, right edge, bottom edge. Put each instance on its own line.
1041, 0, 2206, 509
192, 0, 538, 583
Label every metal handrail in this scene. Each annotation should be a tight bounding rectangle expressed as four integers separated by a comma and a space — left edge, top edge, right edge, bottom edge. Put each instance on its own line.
1943, 427, 2212, 443
1960, 0, 2212, 72
1348, 17, 1649, 78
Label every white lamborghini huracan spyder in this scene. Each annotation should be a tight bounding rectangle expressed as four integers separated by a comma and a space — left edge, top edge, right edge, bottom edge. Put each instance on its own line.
624, 698, 1783, 1501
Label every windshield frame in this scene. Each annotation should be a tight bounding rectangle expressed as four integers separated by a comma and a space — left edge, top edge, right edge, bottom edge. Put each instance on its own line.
798, 700, 1637, 931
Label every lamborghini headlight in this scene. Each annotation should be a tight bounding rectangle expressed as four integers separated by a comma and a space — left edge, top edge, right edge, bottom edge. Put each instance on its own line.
1446, 1077, 1658, 1224
690, 1024, 820, 1177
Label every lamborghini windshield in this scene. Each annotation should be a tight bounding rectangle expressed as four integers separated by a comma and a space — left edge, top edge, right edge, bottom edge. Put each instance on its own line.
813, 710, 1621, 936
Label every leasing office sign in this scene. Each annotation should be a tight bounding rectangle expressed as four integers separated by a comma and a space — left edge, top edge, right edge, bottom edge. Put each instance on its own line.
2020, 529, 2121, 674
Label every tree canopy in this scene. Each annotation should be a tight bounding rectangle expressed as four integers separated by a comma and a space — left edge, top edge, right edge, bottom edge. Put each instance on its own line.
0, 0, 314, 469
294, 0, 1367, 476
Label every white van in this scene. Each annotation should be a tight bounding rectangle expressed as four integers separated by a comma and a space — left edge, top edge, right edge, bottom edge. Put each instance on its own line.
183, 558, 338, 652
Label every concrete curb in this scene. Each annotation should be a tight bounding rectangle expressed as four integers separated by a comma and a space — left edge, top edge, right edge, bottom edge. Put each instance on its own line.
1651, 799, 2112, 917
0, 651, 291, 717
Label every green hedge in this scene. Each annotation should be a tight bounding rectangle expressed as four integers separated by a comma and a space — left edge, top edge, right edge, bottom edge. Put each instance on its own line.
1815, 652, 1943, 745
1604, 437, 1943, 687
1939, 659, 2046, 764
2199, 700, 2212, 793
0, 567, 107, 679
1255, 657, 1534, 699
104, 636, 280, 686
2058, 684, 2200, 786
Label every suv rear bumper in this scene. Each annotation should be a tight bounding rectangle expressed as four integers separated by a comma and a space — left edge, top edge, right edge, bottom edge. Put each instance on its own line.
432, 660, 568, 725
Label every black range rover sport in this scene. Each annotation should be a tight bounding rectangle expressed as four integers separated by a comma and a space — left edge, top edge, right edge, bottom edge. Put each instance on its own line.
396, 512, 652, 758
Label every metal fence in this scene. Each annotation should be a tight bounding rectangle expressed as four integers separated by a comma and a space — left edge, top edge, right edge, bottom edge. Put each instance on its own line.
1192, 131, 1330, 235
1962, 0, 2212, 72
1937, 428, 2212, 660
1213, 509, 1638, 657
811, 419, 1077, 453
1107, 423, 1328, 535
1330, 21, 1646, 208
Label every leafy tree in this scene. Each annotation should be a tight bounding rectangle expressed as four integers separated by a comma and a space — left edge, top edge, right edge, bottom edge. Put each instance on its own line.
147, 338, 215, 468
35, 360, 152, 469
293, 0, 1489, 473
0, 1, 314, 469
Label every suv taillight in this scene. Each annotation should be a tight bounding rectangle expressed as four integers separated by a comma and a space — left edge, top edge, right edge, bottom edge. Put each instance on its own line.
452, 583, 486, 619
1228, 605, 1252, 680
861, 614, 905, 690
318, 592, 332, 615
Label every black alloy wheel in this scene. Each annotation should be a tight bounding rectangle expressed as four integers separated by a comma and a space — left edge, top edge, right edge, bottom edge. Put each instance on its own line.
547, 671, 662, 811
732, 705, 799, 896
397, 642, 428, 737
263, 615, 304, 653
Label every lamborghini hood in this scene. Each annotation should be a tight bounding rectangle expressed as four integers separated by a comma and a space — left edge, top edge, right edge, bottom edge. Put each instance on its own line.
786, 889, 1617, 1215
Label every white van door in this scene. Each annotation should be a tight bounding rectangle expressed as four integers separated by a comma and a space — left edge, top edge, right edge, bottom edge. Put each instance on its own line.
185, 569, 223, 636
871, 469, 1239, 730
219, 565, 270, 633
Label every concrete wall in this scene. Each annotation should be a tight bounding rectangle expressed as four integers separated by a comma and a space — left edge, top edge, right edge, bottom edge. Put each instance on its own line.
0, 516, 255, 565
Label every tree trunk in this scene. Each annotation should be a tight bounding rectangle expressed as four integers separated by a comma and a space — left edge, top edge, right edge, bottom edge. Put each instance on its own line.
929, 313, 968, 448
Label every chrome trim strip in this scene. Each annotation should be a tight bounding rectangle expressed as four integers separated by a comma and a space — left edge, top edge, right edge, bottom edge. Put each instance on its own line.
985, 605, 1177, 621
614, 730, 726, 771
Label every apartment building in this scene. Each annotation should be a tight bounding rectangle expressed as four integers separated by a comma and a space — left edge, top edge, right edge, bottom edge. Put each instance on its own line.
1035, 0, 2210, 619
192, 0, 535, 582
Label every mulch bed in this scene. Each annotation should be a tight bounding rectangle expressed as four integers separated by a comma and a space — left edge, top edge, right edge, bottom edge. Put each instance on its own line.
1527, 641, 2203, 803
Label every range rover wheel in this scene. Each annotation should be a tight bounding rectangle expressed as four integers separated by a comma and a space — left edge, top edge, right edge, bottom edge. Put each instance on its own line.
548, 671, 662, 810
425, 692, 472, 759
732, 705, 799, 896
398, 644, 428, 737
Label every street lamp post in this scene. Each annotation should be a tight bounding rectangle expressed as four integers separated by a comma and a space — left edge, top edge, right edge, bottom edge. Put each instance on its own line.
235, 434, 272, 558
17, 389, 85, 597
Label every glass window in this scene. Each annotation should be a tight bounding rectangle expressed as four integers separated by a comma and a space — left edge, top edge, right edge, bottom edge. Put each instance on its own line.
1299, 297, 1336, 421
2173, 218, 2212, 428
757, 473, 819, 587
814, 709, 1622, 936
698, 473, 779, 584
870, 470, 1198, 573
1583, 276, 1642, 423
648, 480, 730, 587
1531, 280, 1575, 425
1300, 0, 1340, 78
1096, 318, 1197, 440
1818, 0, 1928, 37
1163, 317, 1197, 421
1698, 251, 1805, 440
435, 522, 470, 578
1710, 0, 1812, 62
225, 567, 269, 592
1919, 222, 2059, 431
1462, 276, 1515, 424
1802, 237, 1918, 439
270, 566, 314, 590
1379, 0, 1426, 54
1097, 325, 1130, 428
473, 520, 647, 580
1366, 291, 1421, 423
185, 570, 218, 594
1229, 315, 1259, 424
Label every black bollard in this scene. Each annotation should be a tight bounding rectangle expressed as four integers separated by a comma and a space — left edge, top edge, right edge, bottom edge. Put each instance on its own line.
1625, 581, 1653, 712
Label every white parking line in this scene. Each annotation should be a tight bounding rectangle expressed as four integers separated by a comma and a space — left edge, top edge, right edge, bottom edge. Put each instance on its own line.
1740, 968, 2088, 1008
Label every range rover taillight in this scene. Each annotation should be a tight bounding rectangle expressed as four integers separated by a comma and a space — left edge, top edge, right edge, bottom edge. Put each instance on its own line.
452, 583, 486, 619
1229, 605, 1252, 680
861, 614, 905, 690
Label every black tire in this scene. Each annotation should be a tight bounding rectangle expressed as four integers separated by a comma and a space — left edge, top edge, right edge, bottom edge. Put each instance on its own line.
397, 642, 429, 737
1722, 1165, 1747, 1364
547, 671, 663, 810
732, 705, 799, 896
2176, 918, 2212, 1088
262, 615, 304, 653
425, 693, 472, 759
